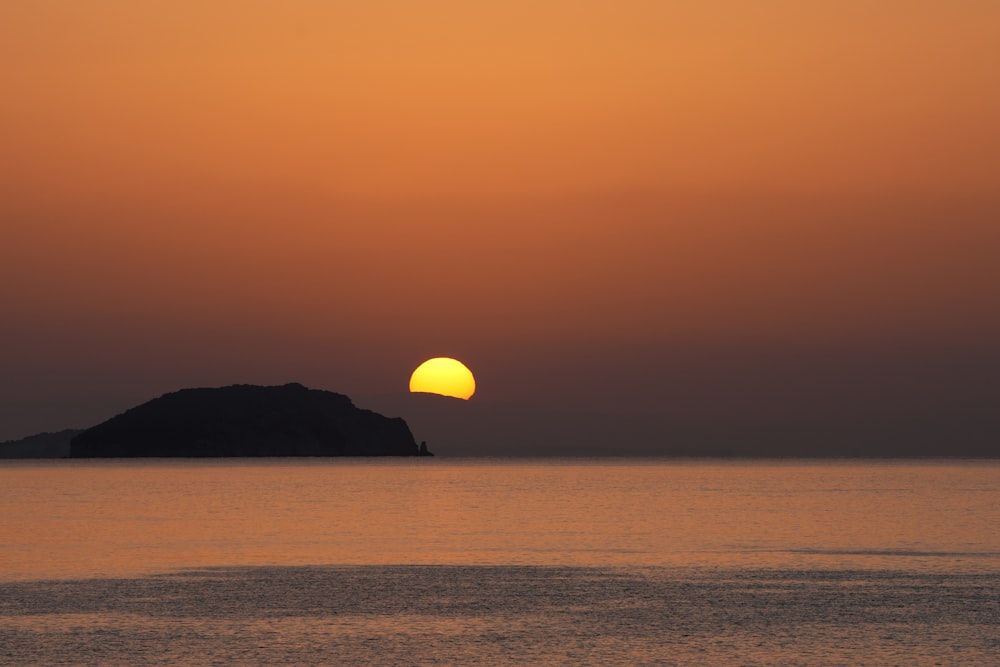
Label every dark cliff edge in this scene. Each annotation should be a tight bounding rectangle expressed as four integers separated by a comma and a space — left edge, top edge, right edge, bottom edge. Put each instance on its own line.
70, 384, 431, 458
0, 429, 83, 459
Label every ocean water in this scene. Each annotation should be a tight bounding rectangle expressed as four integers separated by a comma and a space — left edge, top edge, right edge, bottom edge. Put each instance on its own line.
1, 459, 998, 665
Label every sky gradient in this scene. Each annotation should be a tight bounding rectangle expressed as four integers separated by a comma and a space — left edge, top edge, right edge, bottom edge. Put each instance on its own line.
2, 1, 998, 448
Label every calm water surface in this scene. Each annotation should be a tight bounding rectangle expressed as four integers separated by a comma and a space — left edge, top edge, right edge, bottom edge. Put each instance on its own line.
1, 459, 998, 664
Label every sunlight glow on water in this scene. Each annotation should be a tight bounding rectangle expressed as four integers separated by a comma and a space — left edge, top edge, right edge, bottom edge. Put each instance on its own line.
2, 460, 998, 664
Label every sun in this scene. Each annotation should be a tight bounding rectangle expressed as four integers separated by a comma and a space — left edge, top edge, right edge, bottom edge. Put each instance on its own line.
409, 357, 476, 400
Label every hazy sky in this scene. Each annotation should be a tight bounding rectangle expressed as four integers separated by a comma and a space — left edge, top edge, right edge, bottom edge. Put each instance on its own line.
2, 1, 998, 444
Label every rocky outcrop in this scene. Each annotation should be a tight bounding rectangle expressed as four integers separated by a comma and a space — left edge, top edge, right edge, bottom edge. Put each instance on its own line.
70, 383, 429, 457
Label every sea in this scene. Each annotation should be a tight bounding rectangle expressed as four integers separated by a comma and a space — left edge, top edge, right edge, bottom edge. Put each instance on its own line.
1, 459, 998, 665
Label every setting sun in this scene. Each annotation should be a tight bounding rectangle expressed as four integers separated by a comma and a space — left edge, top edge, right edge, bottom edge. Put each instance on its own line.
409, 357, 476, 400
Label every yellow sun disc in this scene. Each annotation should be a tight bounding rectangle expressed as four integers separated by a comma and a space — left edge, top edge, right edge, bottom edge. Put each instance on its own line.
409, 357, 476, 400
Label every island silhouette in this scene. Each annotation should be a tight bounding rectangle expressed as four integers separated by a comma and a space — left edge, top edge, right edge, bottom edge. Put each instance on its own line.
3, 381, 998, 459
68, 383, 431, 458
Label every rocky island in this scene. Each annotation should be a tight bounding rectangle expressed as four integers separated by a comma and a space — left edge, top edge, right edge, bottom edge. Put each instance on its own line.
69, 383, 430, 458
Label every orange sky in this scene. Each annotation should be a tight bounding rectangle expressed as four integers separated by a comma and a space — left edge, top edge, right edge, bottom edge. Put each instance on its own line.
1, 1, 998, 442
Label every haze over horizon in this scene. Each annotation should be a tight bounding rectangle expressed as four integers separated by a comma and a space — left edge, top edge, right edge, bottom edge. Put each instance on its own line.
2, 1, 998, 450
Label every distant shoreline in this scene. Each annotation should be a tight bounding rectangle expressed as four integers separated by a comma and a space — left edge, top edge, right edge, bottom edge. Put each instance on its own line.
3, 450, 999, 462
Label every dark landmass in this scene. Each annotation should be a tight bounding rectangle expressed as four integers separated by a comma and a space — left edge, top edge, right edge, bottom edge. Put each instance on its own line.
69, 384, 430, 458
0, 394, 136, 454
0, 429, 83, 459
4, 381, 996, 459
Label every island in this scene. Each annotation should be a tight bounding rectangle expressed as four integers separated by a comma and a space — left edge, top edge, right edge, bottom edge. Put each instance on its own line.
69, 383, 431, 457
0, 429, 83, 459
